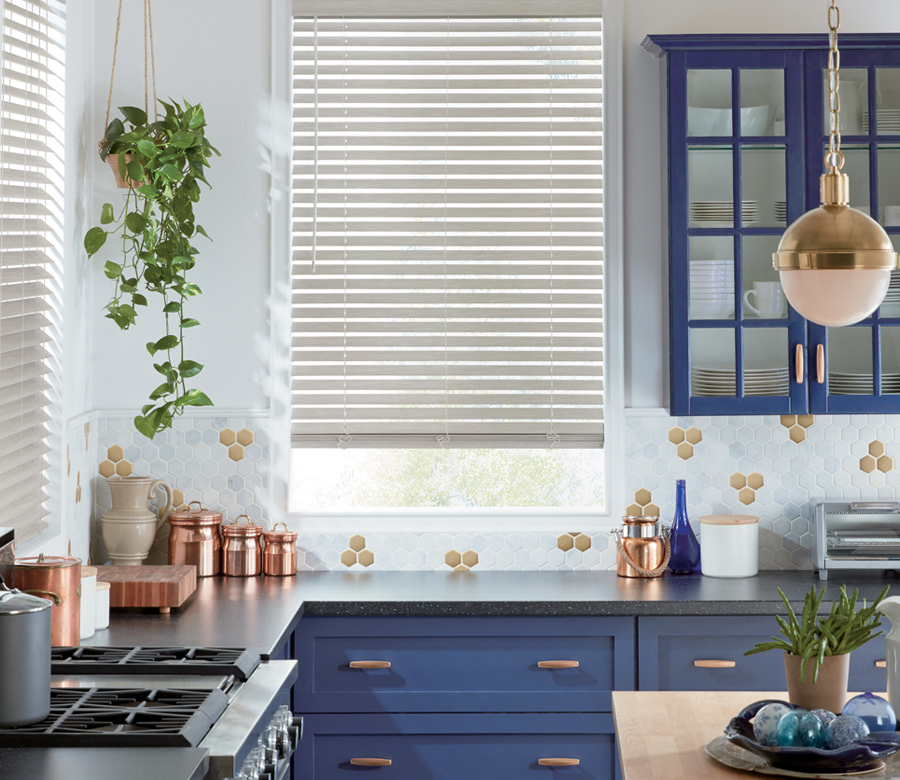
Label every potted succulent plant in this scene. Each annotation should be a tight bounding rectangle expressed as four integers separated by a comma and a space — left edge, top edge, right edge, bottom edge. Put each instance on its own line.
85, 100, 220, 439
745, 585, 889, 713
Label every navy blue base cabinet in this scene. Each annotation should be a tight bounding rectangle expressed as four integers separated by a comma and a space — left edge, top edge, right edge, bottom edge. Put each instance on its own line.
292, 617, 634, 780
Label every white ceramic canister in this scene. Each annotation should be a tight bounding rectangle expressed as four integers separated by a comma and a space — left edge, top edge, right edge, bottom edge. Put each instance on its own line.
79, 566, 96, 639
699, 515, 758, 578
94, 581, 110, 630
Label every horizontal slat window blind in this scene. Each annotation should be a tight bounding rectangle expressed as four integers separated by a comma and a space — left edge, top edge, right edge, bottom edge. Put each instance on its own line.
291, 12, 603, 449
0, 0, 64, 541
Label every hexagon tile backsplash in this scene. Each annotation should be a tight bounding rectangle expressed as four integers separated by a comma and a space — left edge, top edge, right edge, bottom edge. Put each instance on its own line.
80, 412, 900, 571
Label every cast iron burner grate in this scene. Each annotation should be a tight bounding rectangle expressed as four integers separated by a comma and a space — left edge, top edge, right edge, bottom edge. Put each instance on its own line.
51, 646, 260, 680
0, 687, 229, 747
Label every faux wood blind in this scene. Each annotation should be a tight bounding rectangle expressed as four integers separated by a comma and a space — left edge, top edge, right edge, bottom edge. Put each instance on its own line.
291, 11, 603, 448
0, 0, 64, 541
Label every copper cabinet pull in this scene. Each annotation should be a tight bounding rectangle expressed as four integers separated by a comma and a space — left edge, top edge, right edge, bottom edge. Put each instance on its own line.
538, 660, 580, 669
538, 758, 580, 767
817, 344, 825, 384
694, 659, 736, 668
349, 660, 392, 669
350, 758, 392, 767
795, 344, 804, 384
877, 660, 887, 668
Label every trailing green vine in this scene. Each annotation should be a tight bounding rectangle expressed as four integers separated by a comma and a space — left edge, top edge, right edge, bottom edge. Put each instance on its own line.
84, 100, 219, 439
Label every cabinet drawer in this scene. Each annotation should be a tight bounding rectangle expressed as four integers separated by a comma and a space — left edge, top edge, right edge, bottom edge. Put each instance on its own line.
294, 616, 635, 712
849, 637, 888, 694
295, 713, 617, 780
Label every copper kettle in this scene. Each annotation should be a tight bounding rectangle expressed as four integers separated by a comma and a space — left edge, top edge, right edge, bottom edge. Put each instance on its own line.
612, 516, 670, 578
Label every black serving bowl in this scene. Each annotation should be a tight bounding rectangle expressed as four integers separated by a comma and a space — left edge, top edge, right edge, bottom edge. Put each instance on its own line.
724, 699, 900, 774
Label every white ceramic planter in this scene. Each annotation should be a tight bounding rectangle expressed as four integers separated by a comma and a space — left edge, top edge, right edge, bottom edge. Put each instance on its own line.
699, 514, 759, 578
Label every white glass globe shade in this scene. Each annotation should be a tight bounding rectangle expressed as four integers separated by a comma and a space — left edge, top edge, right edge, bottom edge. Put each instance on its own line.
778, 268, 891, 327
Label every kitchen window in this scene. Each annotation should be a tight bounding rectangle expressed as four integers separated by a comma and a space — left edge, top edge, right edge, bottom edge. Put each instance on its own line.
286, 0, 610, 516
0, 0, 65, 542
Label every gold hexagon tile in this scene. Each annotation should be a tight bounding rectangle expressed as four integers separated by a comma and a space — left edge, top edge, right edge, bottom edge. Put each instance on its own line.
797, 415, 815, 428
644, 503, 660, 517
573, 533, 591, 552
84, 422, 90, 450
634, 488, 651, 506
668, 428, 685, 445
219, 428, 237, 446
99, 460, 115, 478
729, 473, 747, 490
340, 549, 357, 567
685, 427, 702, 445
869, 440, 886, 457
445, 549, 462, 568
173, 488, 186, 509
625, 504, 642, 516
738, 487, 755, 505
461, 549, 479, 568
237, 428, 255, 447
860, 455, 877, 474
358, 549, 375, 567
228, 443, 245, 461
107, 444, 124, 463
780, 415, 798, 428
557, 534, 574, 552
878, 455, 894, 473
116, 460, 133, 477
747, 472, 764, 490
453, 564, 470, 573
75, 472, 82, 504
349, 534, 366, 552
676, 442, 694, 460
789, 426, 807, 443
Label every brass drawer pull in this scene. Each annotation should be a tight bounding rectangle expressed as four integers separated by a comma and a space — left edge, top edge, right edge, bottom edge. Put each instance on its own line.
350, 758, 392, 767
538, 758, 580, 767
537, 660, 580, 669
694, 659, 736, 668
349, 661, 392, 669
796, 344, 804, 384
877, 660, 887, 668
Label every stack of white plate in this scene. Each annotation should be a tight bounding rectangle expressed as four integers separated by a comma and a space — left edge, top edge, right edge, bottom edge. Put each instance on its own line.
883, 270, 900, 306
690, 260, 734, 319
774, 201, 787, 222
829, 372, 900, 395
862, 109, 900, 133
689, 201, 760, 226
691, 364, 790, 396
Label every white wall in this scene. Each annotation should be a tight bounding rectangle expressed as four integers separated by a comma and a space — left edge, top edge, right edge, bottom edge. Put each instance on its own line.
89, 0, 273, 413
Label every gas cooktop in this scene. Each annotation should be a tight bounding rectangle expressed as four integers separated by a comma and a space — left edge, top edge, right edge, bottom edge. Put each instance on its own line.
51, 646, 260, 680
0, 685, 229, 747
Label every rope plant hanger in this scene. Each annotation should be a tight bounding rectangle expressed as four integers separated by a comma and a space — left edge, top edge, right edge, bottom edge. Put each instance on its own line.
83, 0, 221, 439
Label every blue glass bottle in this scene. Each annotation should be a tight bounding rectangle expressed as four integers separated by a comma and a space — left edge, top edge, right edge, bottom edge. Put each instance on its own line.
668, 479, 700, 575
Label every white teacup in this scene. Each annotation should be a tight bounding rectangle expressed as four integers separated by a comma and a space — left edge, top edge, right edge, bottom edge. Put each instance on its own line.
743, 282, 786, 319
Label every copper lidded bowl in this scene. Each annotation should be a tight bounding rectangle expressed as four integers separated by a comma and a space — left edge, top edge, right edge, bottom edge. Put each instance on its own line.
167, 501, 223, 577
221, 515, 264, 577
263, 522, 298, 577
12, 554, 81, 646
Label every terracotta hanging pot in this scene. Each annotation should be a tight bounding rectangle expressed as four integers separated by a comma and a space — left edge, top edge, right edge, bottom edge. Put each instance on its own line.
783, 652, 850, 714
102, 146, 144, 189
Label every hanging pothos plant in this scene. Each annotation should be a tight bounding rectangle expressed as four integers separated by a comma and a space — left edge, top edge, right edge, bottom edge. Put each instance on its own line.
84, 99, 220, 439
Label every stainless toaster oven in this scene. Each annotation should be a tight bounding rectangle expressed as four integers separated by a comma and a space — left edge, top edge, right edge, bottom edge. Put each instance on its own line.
814, 501, 900, 579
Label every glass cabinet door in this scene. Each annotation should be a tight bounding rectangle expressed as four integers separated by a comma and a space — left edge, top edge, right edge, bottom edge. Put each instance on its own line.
809, 54, 900, 412
671, 51, 807, 414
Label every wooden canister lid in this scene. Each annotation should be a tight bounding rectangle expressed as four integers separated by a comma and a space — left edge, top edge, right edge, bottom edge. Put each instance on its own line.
95, 581, 111, 591
81, 566, 98, 577
699, 514, 758, 525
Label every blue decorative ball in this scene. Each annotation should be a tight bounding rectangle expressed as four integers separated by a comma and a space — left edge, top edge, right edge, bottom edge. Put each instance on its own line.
798, 711, 828, 748
842, 693, 897, 732
753, 702, 794, 746
776, 709, 809, 747
826, 714, 870, 749
811, 709, 837, 730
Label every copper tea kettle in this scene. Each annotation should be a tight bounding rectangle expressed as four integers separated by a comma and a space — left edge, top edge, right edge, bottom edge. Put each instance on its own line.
611, 516, 670, 578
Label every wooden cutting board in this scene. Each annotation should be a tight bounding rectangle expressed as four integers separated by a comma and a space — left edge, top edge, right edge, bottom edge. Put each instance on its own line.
96, 565, 197, 614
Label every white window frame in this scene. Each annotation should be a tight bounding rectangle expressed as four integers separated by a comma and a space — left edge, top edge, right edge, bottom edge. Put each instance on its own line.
268, 0, 625, 532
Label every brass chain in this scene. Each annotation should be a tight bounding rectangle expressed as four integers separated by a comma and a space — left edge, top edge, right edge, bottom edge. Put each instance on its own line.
826, 0, 844, 172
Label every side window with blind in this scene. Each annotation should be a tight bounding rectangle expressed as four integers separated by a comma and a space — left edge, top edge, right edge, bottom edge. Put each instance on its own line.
1, 0, 64, 541
289, 3, 604, 511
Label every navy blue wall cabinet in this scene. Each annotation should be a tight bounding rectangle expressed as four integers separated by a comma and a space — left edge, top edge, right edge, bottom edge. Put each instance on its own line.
646, 34, 900, 415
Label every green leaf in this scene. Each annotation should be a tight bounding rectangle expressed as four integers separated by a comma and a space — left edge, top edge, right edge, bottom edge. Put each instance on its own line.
158, 163, 183, 182
136, 184, 160, 198
126, 161, 145, 182
119, 105, 148, 126
134, 414, 157, 439
180, 318, 200, 328
169, 129, 196, 148
163, 301, 182, 313
188, 105, 205, 130
146, 341, 158, 356
179, 389, 213, 407
154, 335, 178, 351
103, 260, 122, 279
149, 381, 173, 400
125, 212, 147, 233
181, 282, 202, 297
84, 227, 107, 256
136, 139, 158, 158
104, 118, 125, 144
178, 359, 203, 378
195, 224, 210, 240
100, 203, 115, 225
133, 293, 147, 307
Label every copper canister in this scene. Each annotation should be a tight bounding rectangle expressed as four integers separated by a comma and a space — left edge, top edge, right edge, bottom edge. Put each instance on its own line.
614, 516, 669, 578
263, 523, 298, 577
12, 555, 81, 646
167, 501, 223, 577
221, 515, 263, 577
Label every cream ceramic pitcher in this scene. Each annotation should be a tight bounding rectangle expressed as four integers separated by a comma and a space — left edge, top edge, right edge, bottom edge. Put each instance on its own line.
100, 476, 174, 565
876, 596, 900, 713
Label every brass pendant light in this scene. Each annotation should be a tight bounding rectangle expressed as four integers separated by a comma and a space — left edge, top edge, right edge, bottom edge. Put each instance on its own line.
773, 0, 899, 327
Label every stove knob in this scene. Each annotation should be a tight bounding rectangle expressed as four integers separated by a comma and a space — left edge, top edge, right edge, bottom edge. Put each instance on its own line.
289, 715, 302, 750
